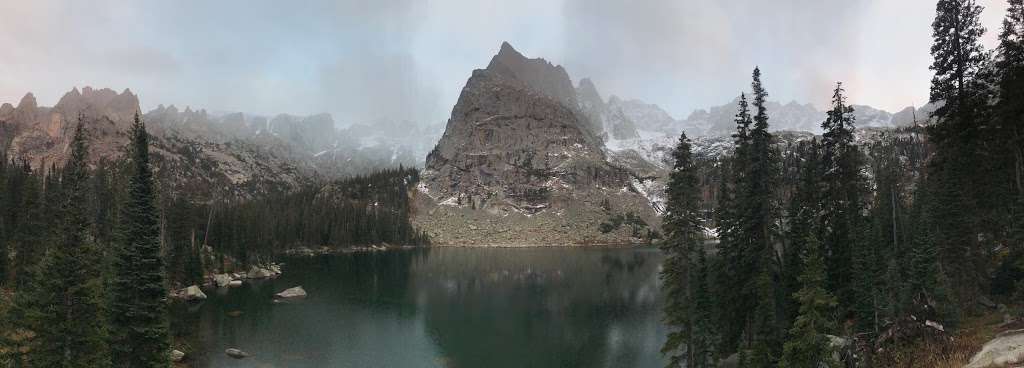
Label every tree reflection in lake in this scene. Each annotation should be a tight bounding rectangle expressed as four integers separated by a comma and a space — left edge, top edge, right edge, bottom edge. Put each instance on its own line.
170, 247, 667, 368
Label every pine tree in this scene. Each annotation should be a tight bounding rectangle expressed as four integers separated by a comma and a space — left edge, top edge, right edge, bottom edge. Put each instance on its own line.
690, 246, 720, 368
749, 263, 781, 368
928, 0, 994, 308
746, 67, 781, 361
930, 0, 990, 123
779, 236, 838, 368
12, 164, 44, 286
996, 0, 1024, 208
716, 94, 754, 352
108, 113, 170, 368
661, 131, 705, 368
819, 82, 869, 325
781, 140, 822, 328
24, 118, 111, 367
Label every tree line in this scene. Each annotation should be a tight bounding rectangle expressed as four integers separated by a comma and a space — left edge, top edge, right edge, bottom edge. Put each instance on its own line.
0, 113, 430, 366
659, 0, 1024, 367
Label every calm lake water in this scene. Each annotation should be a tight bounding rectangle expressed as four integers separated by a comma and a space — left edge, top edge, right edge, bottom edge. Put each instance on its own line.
171, 247, 668, 368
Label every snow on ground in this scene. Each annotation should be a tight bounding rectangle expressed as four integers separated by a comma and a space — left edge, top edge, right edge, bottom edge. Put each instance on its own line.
605, 130, 676, 168
631, 177, 667, 214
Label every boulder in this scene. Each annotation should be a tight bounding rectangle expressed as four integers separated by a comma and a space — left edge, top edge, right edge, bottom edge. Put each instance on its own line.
213, 274, 232, 288
174, 285, 206, 302
228, 280, 243, 288
170, 349, 185, 362
247, 266, 275, 279
964, 329, 1024, 368
274, 286, 307, 300
225, 348, 250, 359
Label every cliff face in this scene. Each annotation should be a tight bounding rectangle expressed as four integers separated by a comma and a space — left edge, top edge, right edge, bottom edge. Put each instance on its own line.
418, 43, 659, 246
0, 87, 306, 199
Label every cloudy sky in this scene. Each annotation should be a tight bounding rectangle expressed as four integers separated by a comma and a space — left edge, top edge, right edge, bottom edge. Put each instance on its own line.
0, 0, 1009, 126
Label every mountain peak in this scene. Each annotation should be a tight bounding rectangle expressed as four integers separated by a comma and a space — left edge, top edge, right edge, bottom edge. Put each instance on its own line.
54, 86, 140, 122
17, 93, 38, 111
485, 42, 578, 109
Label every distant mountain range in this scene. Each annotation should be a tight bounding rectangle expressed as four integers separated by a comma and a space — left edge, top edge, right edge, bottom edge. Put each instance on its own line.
1, 44, 929, 214
0, 87, 441, 199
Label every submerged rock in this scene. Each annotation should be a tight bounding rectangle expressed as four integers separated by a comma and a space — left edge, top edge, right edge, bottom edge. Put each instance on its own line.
965, 329, 1024, 368
274, 286, 307, 300
225, 348, 250, 359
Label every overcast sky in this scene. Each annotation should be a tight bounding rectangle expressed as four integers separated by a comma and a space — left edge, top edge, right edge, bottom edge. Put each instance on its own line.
0, 0, 1009, 126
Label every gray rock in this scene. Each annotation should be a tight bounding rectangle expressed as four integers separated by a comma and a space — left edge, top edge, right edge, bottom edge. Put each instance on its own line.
170, 349, 185, 362
246, 265, 276, 279
228, 280, 243, 288
225, 348, 250, 359
964, 329, 1024, 368
213, 274, 232, 288
274, 286, 307, 300
175, 285, 206, 302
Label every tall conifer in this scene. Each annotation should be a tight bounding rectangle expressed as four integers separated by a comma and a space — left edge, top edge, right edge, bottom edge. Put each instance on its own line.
109, 113, 170, 368
24, 118, 111, 368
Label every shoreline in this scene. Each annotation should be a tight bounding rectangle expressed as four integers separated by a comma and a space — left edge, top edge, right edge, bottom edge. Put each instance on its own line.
280, 242, 656, 256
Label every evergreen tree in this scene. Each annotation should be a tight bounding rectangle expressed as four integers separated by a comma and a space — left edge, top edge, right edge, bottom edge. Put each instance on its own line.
779, 237, 838, 368
996, 0, 1024, 226
716, 94, 754, 352
690, 246, 720, 368
24, 118, 111, 368
927, 0, 994, 308
819, 82, 869, 325
12, 164, 43, 286
781, 140, 822, 328
661, 131, 705, 368
745, 67, 781, 361
108, 113, 170, 368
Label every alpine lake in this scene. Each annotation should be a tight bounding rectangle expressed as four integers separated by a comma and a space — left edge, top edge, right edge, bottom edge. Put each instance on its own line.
170, 246, 668, 368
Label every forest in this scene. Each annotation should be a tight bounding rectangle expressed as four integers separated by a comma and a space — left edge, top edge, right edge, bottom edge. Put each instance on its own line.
658, 0, 1024, 366
0, 113, 428, 366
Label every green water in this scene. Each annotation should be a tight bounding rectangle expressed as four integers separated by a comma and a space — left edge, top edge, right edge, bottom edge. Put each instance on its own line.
171, 247, 668, 368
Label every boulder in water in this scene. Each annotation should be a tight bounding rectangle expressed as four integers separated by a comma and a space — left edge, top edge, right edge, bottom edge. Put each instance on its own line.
213, 274, 232, 288
225, 348, 250, 359
274, 286, 307, 300
172, 285, 206, 302
228, 280, 243, 288
246, 264, 282, 279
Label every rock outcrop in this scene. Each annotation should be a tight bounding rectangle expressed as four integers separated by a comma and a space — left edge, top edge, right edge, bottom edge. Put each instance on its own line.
0, 87, 309, 199
418, 42, 658, 245
964, 329, 1024, 368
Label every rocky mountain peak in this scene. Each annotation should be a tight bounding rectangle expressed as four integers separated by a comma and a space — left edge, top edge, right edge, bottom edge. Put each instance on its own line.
418, 42, 658, 245
54, 86, 140, 123
576, 78, 604, 108
485, 42, 578, 109
17, 92, 37, 111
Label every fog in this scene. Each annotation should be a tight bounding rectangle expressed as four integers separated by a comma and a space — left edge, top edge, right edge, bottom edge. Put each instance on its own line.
0, 0, 1009, 127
